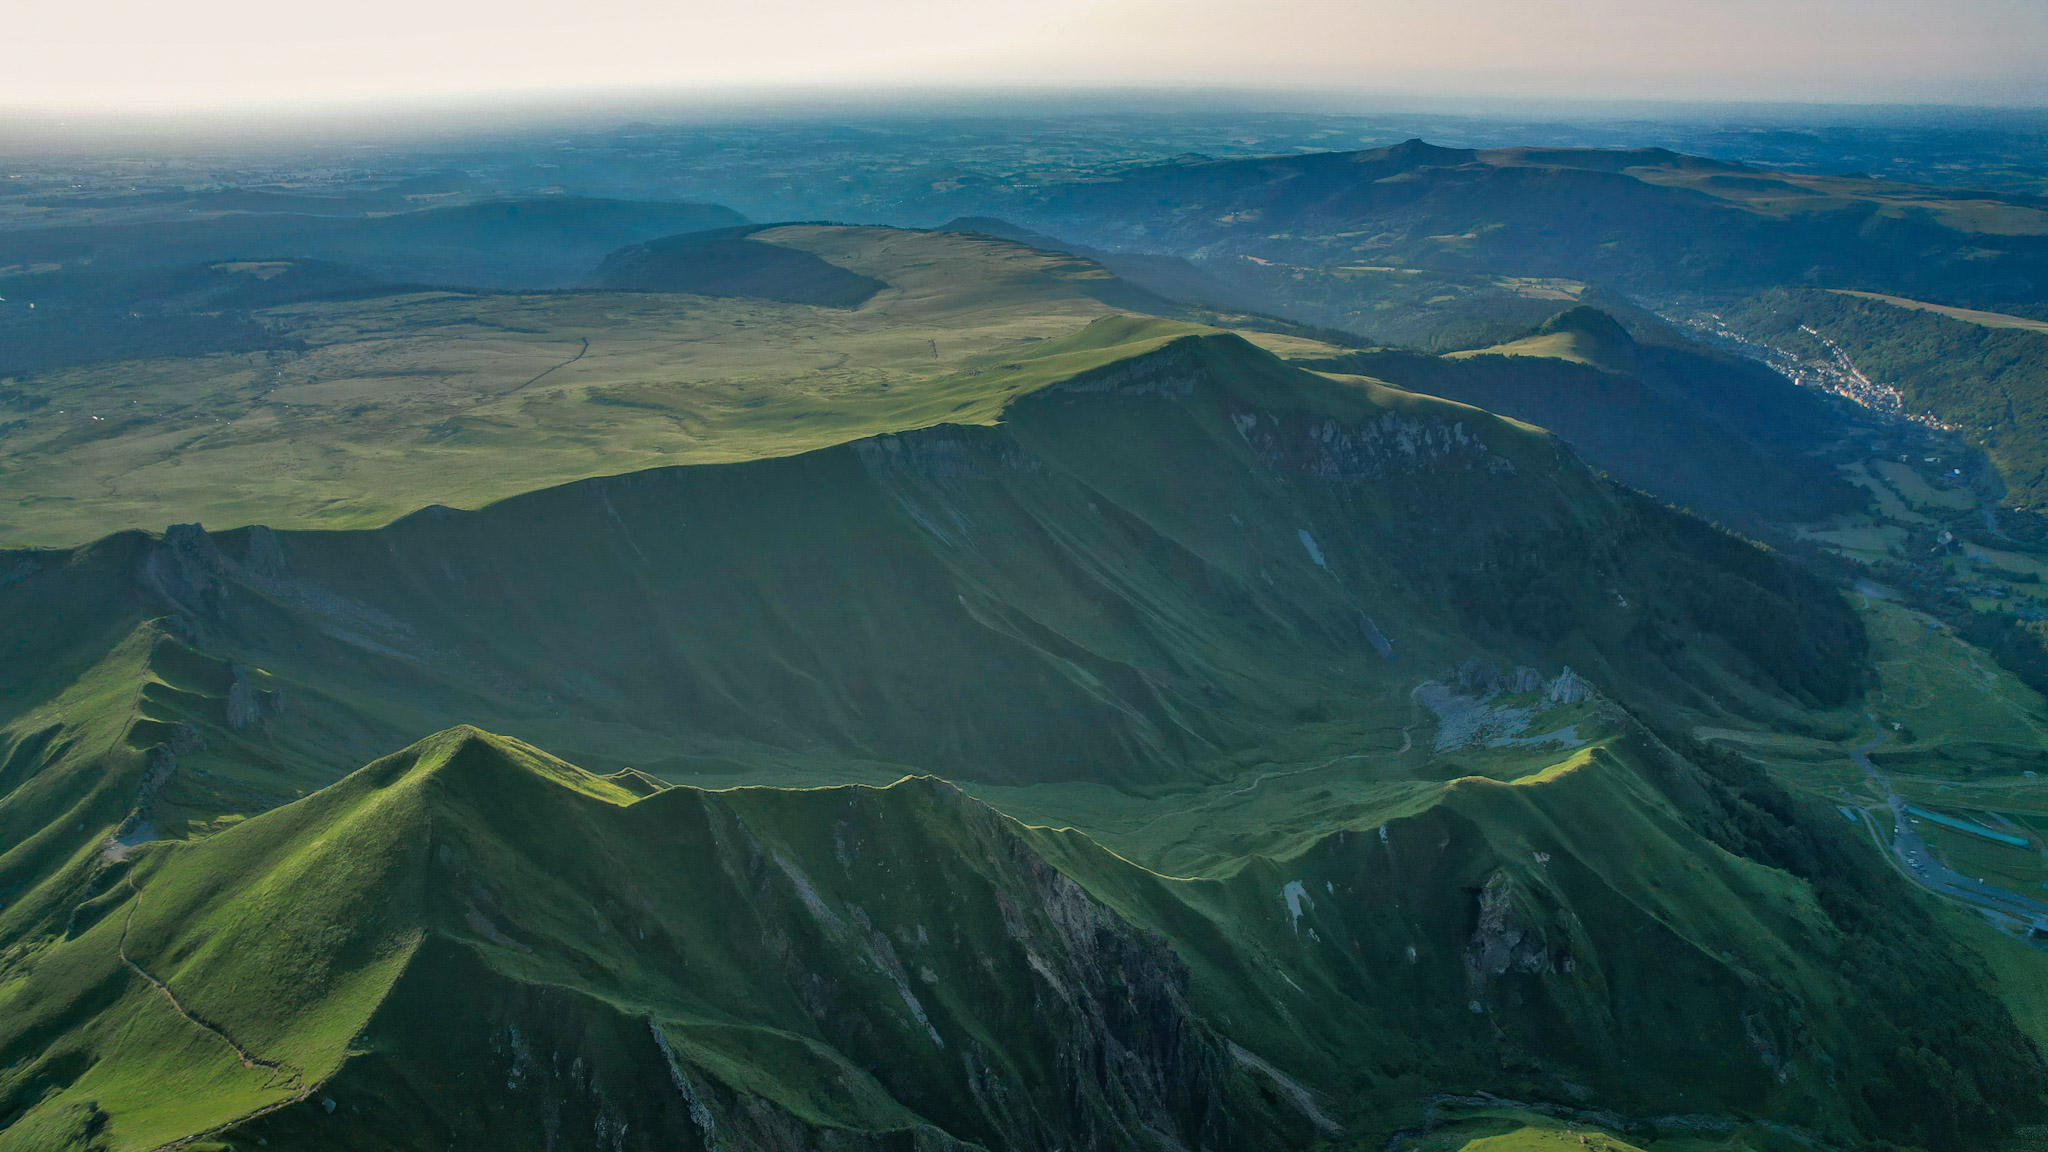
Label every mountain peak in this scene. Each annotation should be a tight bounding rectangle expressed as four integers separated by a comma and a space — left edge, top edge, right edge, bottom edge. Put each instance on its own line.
1534, 304, 1634, 344
1366, 138, 1476, 168
1445, 305, 1639, 374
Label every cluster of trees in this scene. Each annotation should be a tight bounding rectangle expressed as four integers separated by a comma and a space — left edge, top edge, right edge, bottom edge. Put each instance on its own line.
1960, 609, 2048, 699
1669, 730, 2046, 1150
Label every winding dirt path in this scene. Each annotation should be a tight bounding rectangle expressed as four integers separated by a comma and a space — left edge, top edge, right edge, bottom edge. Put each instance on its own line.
119, 890, 305, 1093
506, 336, 590, 394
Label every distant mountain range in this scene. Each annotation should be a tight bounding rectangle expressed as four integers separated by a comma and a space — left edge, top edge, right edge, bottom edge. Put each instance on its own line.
987, 139, 2048, 311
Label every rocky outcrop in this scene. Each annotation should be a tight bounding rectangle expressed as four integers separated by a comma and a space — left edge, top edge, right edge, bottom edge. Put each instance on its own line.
224, 665, 287, 729
226, 666, 262, 729
675, 780, 1272, 1152
1465, 870, 1555, 1010
140, 522, 233, 624
1050, 340, 1201, 397
853, 427, 1043, 484
1233, 408, 1502, 482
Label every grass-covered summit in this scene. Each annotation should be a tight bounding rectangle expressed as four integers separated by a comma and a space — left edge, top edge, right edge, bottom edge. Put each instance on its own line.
4, 718, 2038, 1151
0, 312, 2037, 1152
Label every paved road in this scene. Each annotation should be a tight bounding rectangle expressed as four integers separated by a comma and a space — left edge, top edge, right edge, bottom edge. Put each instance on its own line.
1849, 726, 2048, 938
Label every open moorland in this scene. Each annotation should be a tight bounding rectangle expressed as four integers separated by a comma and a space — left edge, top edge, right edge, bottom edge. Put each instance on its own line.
0, 226, 1339, 545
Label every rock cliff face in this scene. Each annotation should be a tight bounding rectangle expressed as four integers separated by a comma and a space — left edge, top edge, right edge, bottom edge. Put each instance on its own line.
1233, 408, 1510, 482
209, 744, 1295, 1152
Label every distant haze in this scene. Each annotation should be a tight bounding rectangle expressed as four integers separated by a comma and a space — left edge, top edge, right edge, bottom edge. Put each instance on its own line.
8, 0, 2047, 112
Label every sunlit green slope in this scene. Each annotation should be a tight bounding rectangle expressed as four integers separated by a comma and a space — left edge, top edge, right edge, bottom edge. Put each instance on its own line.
0, 226, 1241, 547
1, 327, 2037, 1152
3, 721, 2036, 1152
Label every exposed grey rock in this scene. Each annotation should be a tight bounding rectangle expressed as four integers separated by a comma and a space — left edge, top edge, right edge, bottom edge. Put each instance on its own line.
169, 722, 206, 755
226, 666, 262, 729
242, 525, 288, 578
113, 744, 179, 841
1454, 659, 1503, 697
1465, 871, 1554, 1010
141, 522, 231, 618
1236, 407, 1494, 482
1547, 667, 1594, 704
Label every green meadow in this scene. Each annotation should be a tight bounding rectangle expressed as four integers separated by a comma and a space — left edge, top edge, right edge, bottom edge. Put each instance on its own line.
0, 226, 1331, 547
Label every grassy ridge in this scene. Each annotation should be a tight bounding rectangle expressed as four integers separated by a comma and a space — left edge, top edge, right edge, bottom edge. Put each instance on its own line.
5, 718, 2036, 1150
8, 323, 2037, 1152
0, 330, 1863, 837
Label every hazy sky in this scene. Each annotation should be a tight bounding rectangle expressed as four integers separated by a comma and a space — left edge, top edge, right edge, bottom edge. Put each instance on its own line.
9, 0, 2047, 112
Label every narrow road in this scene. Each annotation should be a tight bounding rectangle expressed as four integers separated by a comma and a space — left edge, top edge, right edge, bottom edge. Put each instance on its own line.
1849, 724, 2048, 937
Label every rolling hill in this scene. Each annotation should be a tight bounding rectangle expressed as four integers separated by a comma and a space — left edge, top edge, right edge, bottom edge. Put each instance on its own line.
592, 225, 891, 307
995, 140, 2048, 311
0, 197, 747, 291
0, 197, 747, 380
0, 222, 1871, 548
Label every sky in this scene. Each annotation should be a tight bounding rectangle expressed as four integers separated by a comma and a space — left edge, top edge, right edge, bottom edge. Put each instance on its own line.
8, 0, 2047, 112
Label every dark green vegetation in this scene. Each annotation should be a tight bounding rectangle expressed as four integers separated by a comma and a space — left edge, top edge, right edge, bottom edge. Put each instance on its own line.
0, 197, 745, 290
939, 215, 1609, 353
0, 198, 744, 378
998, 141, 2048, 312
1721, 289, 2048, 510
1301, 307, 1861, 526
941, 217, 1265, 315
0, 259, 406, 378
4, 324, 2044, 1151
593, 226, 890, 307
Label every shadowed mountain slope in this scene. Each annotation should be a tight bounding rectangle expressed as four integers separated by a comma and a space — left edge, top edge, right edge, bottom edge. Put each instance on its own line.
938, 216, 1264, 314
1721, 287, 2048, 510
0, 197, 746, 290
5, 329, 2040, 1152
592, 225, 890, 307
0, 331, 1861, 814
1301, 307, 1863, 525
1003, 141, 2048, 309
2, 719, 2039, 1152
